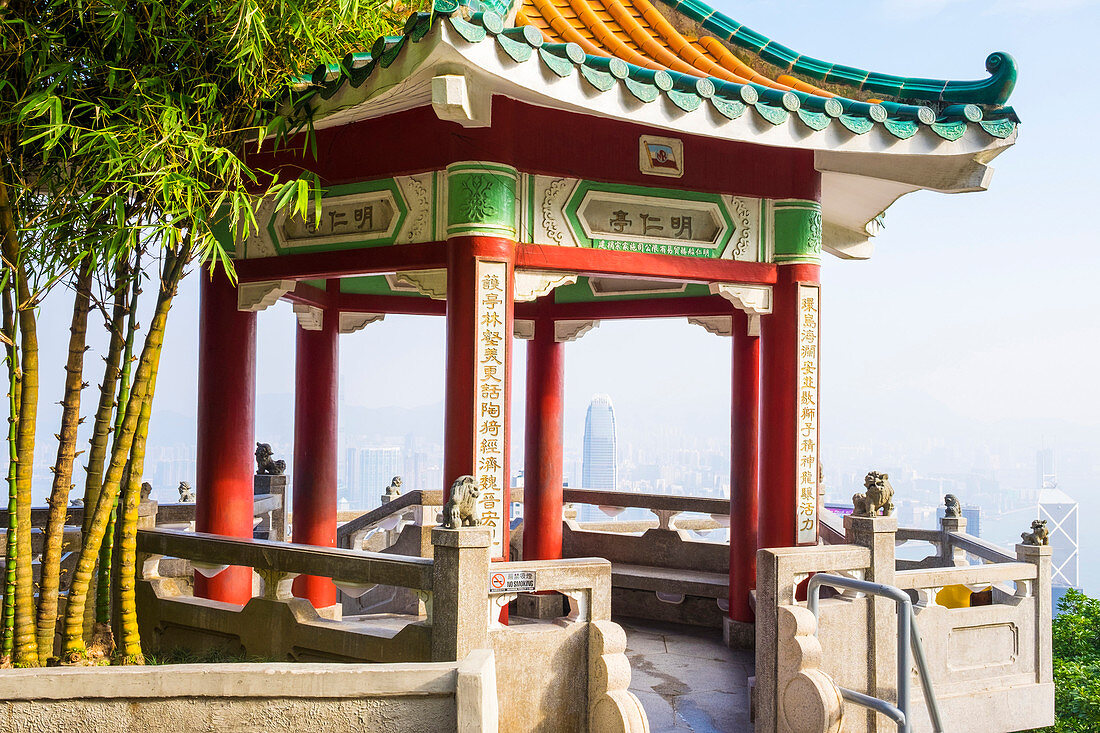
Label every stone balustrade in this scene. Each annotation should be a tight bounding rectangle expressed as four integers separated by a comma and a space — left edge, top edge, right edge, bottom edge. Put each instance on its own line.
132, 523, 643, 732
558, 488, 732, 629
756, 513, 1054, 733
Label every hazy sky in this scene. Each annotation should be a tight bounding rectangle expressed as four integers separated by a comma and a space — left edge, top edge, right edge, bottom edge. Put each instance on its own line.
20, 1, 1099, 557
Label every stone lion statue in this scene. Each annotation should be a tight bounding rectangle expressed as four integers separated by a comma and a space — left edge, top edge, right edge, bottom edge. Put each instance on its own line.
442, 475, 480, 529
944, 494, 962, 518
1021, 519, 1049, 546
382, 476, 403, 503
852, 471, 894, 517
178, 481, 195, 503
140, 482, 153, 502
255, 442, 286, 475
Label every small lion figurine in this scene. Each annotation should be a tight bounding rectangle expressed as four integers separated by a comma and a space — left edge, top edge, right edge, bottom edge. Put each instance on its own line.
852, 471, 895, 517
255, 442, 286, 476
944, 494, 962, 518
178, 481, 195, 503
1021, 519, 1049, 546
382, 476, 403, 503
442, 475, 481, 529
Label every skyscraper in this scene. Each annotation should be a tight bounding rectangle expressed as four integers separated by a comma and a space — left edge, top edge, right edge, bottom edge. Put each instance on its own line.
582, 394, 617, 489
357, 447, 402, 509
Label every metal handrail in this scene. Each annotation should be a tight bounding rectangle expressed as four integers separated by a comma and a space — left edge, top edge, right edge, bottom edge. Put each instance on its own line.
807, 574, 945, 733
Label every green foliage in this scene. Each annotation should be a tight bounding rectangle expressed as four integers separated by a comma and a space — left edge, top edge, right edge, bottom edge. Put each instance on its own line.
0, 0, 415, 665
1034, 589, 1100, 733
2, 0, 410, 272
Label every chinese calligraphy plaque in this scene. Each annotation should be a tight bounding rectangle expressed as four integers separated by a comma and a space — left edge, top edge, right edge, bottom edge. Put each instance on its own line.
795, 284, 820, 544
576, 192, 727, 256
281, 191, 399, 247
474, 260, 509, 558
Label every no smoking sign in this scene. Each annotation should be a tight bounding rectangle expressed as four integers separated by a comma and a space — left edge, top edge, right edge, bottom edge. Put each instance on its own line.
488, 570, 536, 594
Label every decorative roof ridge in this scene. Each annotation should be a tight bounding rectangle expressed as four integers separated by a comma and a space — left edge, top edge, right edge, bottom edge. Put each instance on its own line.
289, 2, 1018, 144
653, 0, 1018, 107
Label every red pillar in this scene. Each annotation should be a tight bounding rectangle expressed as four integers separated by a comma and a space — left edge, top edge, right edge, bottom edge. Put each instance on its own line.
759, 263, 821, 549
291, 311, 339, 608
195, 269, 256, 604
443, 236, 514, 561
523, 312, 564, 561
729, 309, 760, 622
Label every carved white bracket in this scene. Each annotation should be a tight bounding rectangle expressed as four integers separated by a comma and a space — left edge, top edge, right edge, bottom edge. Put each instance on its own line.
292, 303, 323, 331
687, 316, 732, 337
238, 279, 295, 312
514, 319, 535, 340
431, 74, 491, 128
555, 320, 599, 343
489, 593, 518, 629
709, 283, 772, 315
339, 312, 384, 334
390, 269, 448, 300
562, 589, 590, 622
514, 271, 577, 302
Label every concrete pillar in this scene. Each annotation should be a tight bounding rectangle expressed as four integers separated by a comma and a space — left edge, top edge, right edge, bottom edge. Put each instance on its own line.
845, 514, 898, 731
254, 474, 287, 542
728, 309, 760, 636
1017, 542, 1053, 685
759, 262, 821, 549
431, 527, 492, 662
291, 311, 339, 609
195, 269, 256, 604
442, 193, 516, 565
522, 315, 564, 561
939, 513, 968, 567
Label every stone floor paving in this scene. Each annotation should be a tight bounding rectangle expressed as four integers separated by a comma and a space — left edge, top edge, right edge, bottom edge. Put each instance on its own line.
620, 618, 754, 733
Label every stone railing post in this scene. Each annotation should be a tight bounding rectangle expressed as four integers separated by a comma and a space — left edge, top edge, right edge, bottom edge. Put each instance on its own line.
939, 513, 968, 566
1017, 542, 1053, 685
431, 526, 491, 662
755, 548, 799, 733
775, 605, 844, 733
254, 474, 287, 541
844, 514, 898, 733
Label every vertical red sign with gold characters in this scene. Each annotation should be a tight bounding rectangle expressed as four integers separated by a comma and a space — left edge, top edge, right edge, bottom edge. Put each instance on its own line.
795, 284, 820, 544
474, 260, 509, 558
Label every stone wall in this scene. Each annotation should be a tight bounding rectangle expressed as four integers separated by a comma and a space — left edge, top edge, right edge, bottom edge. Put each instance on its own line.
0, 650, 497, 733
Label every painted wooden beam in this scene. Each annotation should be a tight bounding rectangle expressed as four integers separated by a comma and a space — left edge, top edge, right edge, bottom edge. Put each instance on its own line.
284, 281, 337, 309
514, 295, 738, 321
514, 244, 776, 285
336, 293, 445, 316
235, 241, 448, 283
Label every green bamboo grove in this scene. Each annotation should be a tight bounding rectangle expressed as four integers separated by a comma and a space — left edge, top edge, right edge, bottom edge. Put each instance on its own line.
0, 0, 411, 666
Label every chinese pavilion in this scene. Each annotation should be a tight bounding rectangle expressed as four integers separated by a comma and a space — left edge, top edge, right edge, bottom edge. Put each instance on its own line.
196, 0, 1018, 633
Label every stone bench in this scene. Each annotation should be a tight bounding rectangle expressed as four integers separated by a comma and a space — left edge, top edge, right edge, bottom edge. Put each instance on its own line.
611, 563, 729, 600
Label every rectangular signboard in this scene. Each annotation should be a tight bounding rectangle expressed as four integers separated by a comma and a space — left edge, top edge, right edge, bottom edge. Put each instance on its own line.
489, 570, 535, 594
473, 260, 508, 559
796, 283, 820, 544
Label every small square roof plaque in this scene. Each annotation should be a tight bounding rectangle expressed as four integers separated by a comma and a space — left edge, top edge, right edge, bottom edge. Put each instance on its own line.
639, 135, 684, 178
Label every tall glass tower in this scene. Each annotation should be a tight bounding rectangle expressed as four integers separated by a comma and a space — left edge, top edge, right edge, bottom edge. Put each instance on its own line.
582, 394, 617, 489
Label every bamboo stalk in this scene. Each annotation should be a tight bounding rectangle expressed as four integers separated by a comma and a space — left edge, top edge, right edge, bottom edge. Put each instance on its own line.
1, 279, 17, 665
96, 250, 139, 636
82, 261, 127, 642
0, 178, 38, 667
35, 257, 92, 663
60, 246, 185, 660
116, 351, 161, 664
